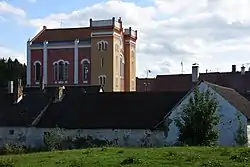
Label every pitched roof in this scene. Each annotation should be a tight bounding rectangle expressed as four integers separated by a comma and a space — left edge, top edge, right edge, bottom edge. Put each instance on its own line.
0, 92, 52, 126
36, 91, 187, 129
205, 81, 250, 119
137, 71, 250, 94
32, 27, 91, 42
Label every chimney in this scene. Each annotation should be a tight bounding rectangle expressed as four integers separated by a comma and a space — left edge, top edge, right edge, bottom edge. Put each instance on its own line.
53, 86, 64, 102
8, 81, 13, 94
11, 79, 23, 104
241, 65, 245, 75
232, 65, 236, 73
192, 63, 199, 83
40, 77, 45, 91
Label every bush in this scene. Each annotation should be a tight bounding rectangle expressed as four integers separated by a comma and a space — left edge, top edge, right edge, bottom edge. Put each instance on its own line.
175, 86, 220, 146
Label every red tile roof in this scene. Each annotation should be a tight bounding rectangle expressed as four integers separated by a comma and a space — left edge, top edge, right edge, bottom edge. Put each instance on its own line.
137, 71, 250, 94
205, 81, 250, 119
32, 27, 91, 42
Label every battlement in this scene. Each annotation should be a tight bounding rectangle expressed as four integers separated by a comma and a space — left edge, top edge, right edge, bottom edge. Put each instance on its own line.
89, 17, 121, 29
124, 27, 137, 39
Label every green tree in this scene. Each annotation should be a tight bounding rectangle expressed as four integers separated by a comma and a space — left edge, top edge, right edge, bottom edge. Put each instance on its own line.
175, 86, 220, 146
234, 113, 248, 146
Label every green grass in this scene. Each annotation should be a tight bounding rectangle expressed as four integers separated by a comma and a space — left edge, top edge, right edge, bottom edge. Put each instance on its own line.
0, 147, 250, 167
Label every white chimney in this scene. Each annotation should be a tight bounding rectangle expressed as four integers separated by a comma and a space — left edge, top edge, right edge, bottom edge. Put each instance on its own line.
8, 81, 13, 94
241, 65, 245, 75
192, 63, 199, 82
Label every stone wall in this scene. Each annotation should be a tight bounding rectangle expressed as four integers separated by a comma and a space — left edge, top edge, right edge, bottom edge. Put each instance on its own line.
0, 127, 164, 148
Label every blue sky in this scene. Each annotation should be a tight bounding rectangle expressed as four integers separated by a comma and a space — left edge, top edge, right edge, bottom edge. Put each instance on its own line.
1, 0, 250, 76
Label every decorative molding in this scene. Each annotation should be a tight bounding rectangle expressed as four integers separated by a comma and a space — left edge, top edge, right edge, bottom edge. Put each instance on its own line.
125, 40, 136, 45
91, 31, 120, 37
33, 60, 41, 65
80, 58, 90, 64
30, 44, 91, 50
53, 59, 70, 65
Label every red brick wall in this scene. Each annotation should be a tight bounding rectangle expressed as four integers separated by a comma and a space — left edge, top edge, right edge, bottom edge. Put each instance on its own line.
78, 48, 91, 84
30, 49, 43, 86
47, 48, 74, 85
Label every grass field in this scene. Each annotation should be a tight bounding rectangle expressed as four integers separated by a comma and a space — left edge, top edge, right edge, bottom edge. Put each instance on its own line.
0, 147, 249, 167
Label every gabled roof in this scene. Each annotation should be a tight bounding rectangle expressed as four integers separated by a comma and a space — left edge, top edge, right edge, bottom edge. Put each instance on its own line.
32, 27, 91, 42
137, 71, 250, 95
0, 92, 52, 127
205, 81, 250, 120
36, 91, 187, 129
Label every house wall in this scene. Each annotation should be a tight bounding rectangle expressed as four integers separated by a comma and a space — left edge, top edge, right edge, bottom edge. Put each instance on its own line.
0, 127, 164, 148
247, 124, 250, 146
165, 82, 248, 146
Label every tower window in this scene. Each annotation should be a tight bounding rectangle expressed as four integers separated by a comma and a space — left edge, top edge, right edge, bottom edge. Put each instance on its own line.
98, 75, 106, 85
97, 40, 108, 51
101, 57, 104, 67
81, 59, 90, 83
34, 61, 41, 83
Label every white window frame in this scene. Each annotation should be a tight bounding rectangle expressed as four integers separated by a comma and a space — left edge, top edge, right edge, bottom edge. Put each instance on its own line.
97, 40, 108, 51
98, 75, 106, 85
33, 60, 41, 84
53, 59, 70, 84
81, 59, 90, 83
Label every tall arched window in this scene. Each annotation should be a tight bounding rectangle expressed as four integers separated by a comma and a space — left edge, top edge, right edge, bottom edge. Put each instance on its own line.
58, 61, 64, 81
33, 61, 41, 83
53, 60, 70, 83
120, 55, 125, 78
81, 59, 90, 83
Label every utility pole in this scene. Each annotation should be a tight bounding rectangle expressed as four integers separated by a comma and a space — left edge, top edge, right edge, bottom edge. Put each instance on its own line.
144, 69, 151, 92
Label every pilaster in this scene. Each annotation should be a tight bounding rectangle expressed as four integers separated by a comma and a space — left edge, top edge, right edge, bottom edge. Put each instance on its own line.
43, 41, 48, 85
74, 39, 79, 84
26, 39, 31, 86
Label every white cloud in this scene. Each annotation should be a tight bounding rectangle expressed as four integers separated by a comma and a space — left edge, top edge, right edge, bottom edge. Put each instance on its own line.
0, 46, 25, 64
0, 1, 26, 17
27, 0, 250, 77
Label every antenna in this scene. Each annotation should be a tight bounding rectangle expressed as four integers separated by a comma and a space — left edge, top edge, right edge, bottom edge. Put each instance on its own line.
60, 21, 63, 27
181, 61, 183, 74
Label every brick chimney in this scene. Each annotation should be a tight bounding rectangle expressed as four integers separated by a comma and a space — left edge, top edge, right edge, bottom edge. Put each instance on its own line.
241, 65, 245, 75
192, 63, 199, 83
232, 65, 236, 73
8, 79, 23, 104
53, 86, 64, 102
40, 76, 45, 91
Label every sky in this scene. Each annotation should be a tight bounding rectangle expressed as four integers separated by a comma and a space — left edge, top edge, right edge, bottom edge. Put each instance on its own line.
1, 0, 250, 77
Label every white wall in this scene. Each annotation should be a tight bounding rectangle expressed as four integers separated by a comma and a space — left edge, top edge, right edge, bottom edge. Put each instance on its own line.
0, 127, 164, 148
164, 82, 248, 146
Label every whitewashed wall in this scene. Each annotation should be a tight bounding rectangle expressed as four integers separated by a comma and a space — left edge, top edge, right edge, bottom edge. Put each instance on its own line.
247, 124, 250, 146
164, 82, 248, 146
0, 127, 164, 148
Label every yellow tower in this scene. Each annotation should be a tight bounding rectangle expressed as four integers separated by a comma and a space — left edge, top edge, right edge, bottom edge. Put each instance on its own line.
124, 27, 137, 92
90, 17, 137, 92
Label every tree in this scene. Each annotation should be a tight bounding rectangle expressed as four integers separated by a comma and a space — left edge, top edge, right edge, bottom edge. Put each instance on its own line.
0, 57, 26, 88
234, 113, 248, 146
174, 86, 220, 146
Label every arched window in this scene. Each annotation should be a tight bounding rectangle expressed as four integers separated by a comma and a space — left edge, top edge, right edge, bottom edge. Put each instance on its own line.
53, 60, 70, 83
33, 61, 41, 83
97, 40, 108, 51
98, 75, 106, 85
58, 61, 64, 81
81, 59, 90, 83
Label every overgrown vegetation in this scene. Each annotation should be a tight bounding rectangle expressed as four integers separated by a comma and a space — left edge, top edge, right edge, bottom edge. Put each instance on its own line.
175, 86, 220, 146
0, 147, 249, 167
234, 113, 248, 146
